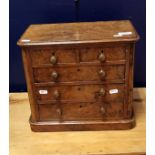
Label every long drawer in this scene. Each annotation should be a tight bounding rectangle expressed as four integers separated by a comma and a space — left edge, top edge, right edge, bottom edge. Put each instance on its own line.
35, 84, 125, 103
38, 101, 124, 121
33, 65, 125, 83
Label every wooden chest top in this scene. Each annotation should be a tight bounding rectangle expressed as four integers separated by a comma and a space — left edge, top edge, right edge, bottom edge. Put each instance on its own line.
17, 20, 139, 46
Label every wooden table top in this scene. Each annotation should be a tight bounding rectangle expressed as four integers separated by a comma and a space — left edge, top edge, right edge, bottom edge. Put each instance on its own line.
9, 88, 146, 155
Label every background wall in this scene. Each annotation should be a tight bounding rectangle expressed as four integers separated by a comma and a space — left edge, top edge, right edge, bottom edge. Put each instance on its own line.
9, 0, 146, 92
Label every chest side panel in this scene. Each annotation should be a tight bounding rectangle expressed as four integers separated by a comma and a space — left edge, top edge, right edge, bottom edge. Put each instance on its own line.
21, 48, 39, 121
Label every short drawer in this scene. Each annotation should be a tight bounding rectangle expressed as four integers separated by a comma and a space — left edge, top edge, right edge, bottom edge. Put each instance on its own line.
35, 84, 125, 103
30, 48, 77, 66
38, 101, 124, 121
80, 47, 126, 63
33, 65, 125, 83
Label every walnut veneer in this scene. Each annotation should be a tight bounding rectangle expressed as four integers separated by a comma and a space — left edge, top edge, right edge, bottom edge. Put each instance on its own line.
17, 20, 139, 131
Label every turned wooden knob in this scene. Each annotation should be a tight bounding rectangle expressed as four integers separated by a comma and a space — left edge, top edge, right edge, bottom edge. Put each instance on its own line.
99, 88, 105, 96
100, 106, 106, 114
50, 55, 57, 65
51, 71, 58, 81
53, 90, 60, 99
56, 108, 62, 116
99, 69, 106, 79
98, 52, 105, 62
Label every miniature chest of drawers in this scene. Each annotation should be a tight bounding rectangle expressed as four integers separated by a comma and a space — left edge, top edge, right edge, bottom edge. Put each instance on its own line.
17, 20, 139, 132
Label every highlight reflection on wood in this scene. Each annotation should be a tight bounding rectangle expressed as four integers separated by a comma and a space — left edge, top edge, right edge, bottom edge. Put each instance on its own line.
9, 88, 146, 155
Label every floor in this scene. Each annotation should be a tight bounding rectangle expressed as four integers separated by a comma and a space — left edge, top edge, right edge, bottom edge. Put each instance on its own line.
9, 88, 146, 155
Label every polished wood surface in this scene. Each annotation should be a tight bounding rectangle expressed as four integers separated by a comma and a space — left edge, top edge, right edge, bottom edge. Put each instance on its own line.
17, 20, 139, 46
33, 65, 125, 83
35, 84, 124, 102
29, 46, 126, 66
18, 21, 139, 131
9, 88, 146, 155
38, 101, 124, 121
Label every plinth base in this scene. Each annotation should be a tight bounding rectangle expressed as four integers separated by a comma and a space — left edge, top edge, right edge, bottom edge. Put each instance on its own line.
30, 115, 135, 132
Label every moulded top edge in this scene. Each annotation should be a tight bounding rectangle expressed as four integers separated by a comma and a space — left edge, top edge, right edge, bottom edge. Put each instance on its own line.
17, 20, 140, 47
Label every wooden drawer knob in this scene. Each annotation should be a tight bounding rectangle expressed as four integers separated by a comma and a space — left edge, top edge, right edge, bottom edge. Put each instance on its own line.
51, 71, 58, 81
50, 55, 57, 65
99, 88, 105, 96
53, 90, 60, 100
100, 106, 106, 114
56, 108, 62, 116
98, 52, 105, 62
99, 69, 106, 79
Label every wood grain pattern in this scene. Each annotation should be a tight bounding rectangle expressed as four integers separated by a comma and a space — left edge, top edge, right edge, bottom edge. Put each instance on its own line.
29, 46, 126, 66
17, 21, 139, 131
17, 20, 139, 46
9, 88, 146, 155
38, 101, 124, 121
21, 49, 39, 121
33, 65, 125, 83
35, 84, 125, 102
80, 47, 126, 62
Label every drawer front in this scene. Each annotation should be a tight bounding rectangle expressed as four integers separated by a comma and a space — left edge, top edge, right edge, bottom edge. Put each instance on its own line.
35, 84, 125, 102
30, 46, 126, 66
38, 101, 124, 121
33, 65, 125, 83
80, 47, 126, 62
30, 48, 77, 66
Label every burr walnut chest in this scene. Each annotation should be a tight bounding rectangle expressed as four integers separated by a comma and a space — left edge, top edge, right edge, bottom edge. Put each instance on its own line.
17, 20, 139, 132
